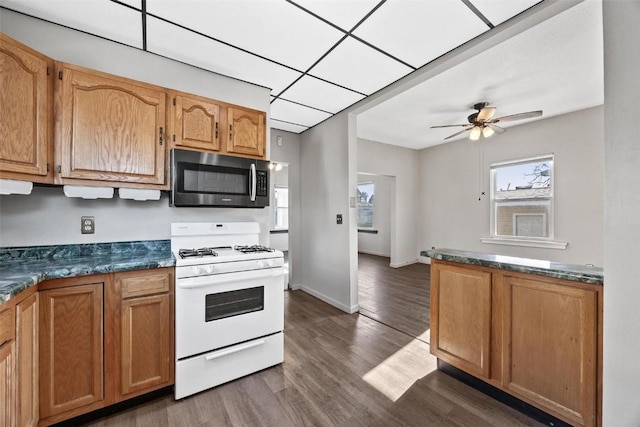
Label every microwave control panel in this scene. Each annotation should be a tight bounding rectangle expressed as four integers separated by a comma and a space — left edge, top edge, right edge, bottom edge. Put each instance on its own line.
256, 170, 268, 197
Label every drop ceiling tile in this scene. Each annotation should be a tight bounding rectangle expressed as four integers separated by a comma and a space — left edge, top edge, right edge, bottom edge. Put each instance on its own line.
147, 17, 302, 94
270, 119, 308, 134
471, 0, 542, 25
270, 98, 331, 128
117, 0, 141, 9
309, 37, 413, 95
280, 75, 365, 114
292, 0, 380, 31
146, 0, 344, 71
0, 0, 142, 48
353, 0, 489, 69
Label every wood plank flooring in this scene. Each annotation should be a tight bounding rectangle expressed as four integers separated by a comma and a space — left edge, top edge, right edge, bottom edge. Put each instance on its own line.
78, 291, 543, 427
358, 253, 431, 343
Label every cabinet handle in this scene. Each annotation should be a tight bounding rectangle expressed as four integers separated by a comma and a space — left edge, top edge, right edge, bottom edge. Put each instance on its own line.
159, 127, 164, 145
215, 122, 218, 139
229, 124, 233, 141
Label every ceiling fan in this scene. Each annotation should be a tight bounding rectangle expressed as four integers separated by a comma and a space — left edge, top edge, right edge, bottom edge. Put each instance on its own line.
431, 102, 543, 141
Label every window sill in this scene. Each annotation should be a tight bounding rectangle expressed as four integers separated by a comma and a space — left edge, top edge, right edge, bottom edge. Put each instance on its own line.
480, 237, 568, 250
358, 229, 378, 234
270, 229, 288, 234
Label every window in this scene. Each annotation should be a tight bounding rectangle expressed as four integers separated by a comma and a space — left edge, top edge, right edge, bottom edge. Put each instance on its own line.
274, 186, 288, 229
357, 182, 375, 229
490, 155, 554, 240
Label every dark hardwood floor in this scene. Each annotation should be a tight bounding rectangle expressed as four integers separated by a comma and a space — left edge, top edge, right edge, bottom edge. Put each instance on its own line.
80, 291, 543, 427
358, 253, 431, 343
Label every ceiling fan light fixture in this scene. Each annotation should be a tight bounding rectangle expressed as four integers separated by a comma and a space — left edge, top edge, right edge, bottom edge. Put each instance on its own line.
482, 126, 495, 138
469, 126, 482, 141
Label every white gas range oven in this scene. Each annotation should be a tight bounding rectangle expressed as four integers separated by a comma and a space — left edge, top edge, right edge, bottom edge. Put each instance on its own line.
171, 222, 284, 399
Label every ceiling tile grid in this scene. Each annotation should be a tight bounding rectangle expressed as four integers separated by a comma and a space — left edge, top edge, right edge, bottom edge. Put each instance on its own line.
1, 0, 553, 134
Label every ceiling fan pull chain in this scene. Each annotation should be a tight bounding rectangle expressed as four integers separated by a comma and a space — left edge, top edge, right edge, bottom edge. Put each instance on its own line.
478, 141, 485, 201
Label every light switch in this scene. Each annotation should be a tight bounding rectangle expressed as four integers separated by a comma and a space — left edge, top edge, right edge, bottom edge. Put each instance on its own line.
336, 214, 343, 225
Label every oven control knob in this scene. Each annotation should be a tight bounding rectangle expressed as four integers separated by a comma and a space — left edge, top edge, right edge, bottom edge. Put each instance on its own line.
192, 266, 202, 276
204, 265, 214, 274
266, 259, 275, 267
257, 260, 265, 268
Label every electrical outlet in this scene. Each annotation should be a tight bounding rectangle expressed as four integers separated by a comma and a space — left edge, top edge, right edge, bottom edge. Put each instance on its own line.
336, 214, 343, 225
81, 216, 95, 234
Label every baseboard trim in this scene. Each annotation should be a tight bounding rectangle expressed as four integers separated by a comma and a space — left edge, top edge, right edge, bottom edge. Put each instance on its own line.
300, 286, 352, 313
437, 360, 572, 427
357, 249, 391, 257
389, 258, 418, 268
289, 283, 302, 290
418, 256, 431, 264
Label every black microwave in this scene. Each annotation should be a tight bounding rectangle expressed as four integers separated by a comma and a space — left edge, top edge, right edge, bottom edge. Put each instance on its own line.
170, 149, 269, 208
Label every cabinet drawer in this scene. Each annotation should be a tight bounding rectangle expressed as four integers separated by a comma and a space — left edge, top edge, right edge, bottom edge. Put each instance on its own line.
0, 307, 15, 346
118, 270, 172, 298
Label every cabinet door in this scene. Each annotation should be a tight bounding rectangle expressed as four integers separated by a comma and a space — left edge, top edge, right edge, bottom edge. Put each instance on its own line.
56, 63, 167, 186
226, 106, 265, 158
115, 269, 173, 400
39, 283, 103, 419
430, 262, 492, 378
16, 293, 38, 427
0, 33, 53, 183
502, 275, 598, 427
0, 341, 16, 427
173, 94, 220, 151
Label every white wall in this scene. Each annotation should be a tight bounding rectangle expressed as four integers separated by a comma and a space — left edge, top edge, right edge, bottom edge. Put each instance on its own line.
602, 1, 640, 425
358, 138, 419, 266
0, 10, 273, 247
357, 174, 392, 258
298, 113, 357, 312
269, 129, 301, 287
418, 106, 604, 266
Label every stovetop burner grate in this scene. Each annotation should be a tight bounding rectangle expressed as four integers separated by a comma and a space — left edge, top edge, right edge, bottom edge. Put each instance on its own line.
178, 247, 219, 258
234, 245, 275, 254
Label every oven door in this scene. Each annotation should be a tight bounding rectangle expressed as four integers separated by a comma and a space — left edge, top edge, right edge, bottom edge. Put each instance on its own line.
175, 267, 283, 359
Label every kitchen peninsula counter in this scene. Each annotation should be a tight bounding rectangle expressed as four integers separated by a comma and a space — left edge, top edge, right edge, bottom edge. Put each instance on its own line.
0, 240, 175, 304
424, 247, 603, 427
422, 248, 603, 284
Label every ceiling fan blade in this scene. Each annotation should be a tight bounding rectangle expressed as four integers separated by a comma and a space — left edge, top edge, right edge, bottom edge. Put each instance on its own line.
491, 110, 542, 123
430, 124, 470, 128
444, 128, 471, 140
487, 123, 506, 134
477, 106, 496, 122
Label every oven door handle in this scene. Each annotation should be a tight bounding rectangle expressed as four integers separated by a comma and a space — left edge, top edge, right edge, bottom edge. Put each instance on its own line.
204, 339, 266, 361
176, 268, 282, 289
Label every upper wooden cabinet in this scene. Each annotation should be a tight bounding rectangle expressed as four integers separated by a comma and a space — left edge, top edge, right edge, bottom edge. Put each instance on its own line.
0, 33, 54, 183
55, 63, 168, 188
172, 93, 220, 152
226, 106, 266, 159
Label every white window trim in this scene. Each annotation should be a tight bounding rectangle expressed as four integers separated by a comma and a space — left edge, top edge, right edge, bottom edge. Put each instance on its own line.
485, 154, 567, 250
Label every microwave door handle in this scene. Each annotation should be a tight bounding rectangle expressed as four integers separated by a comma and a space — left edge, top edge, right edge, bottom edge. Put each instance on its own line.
249, 163, 257, 201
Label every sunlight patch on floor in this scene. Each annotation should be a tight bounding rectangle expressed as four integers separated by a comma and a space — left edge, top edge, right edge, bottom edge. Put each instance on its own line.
362, 331, 436, 402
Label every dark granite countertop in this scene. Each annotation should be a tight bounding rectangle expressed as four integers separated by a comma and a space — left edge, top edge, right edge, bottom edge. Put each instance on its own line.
0, 240, 175, 304
422, 248, 603, 285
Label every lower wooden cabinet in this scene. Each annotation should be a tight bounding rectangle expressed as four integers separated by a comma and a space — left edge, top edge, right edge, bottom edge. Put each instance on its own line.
502, 274, 598, 427
16, 293, 38, 427
39, 282, 104, 421
0, 304, 16, 427
113, 269, 174, 400
430, 263, 491, 378
430, 260, 602, 427
31, 267, 174, 426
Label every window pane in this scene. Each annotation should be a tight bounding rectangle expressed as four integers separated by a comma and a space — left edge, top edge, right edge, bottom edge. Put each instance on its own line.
274, 187, 288, 229
495, 200, 550, 238
491, 156, 553, 239
357, 182, 374, 228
